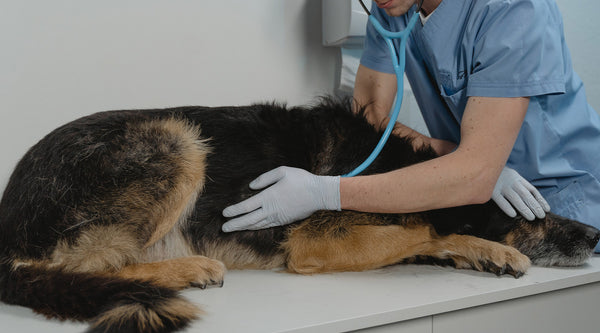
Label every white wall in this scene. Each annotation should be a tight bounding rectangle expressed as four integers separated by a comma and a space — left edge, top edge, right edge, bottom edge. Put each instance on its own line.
0, 1, 338, 190
556, 0, 600, 110
1, 0, 598, 191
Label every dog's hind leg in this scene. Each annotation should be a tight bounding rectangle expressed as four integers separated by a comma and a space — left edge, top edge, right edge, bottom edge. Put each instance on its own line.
11, 118, 225, 332
48, 118, 214, 273
283, 211, 530, 277
48, 222, 226, 290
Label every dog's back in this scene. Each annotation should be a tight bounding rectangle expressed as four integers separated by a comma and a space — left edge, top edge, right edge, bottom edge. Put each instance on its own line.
177, 99, 438, 266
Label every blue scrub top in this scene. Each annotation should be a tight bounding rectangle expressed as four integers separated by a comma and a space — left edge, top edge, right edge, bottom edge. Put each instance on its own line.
361, 0, 600, 250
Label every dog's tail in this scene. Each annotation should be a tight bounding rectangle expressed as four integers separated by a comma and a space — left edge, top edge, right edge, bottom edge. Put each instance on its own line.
0, 259, 200, 333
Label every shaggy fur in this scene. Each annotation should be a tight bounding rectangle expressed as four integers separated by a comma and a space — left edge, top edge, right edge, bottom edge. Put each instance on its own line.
0, 98, 598, 332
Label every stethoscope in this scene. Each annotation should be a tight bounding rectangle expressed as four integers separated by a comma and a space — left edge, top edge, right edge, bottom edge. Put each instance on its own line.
342, 0, 424, 177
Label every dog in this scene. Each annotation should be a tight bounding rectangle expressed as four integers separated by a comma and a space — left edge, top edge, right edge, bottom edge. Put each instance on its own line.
0, 98, 598, 333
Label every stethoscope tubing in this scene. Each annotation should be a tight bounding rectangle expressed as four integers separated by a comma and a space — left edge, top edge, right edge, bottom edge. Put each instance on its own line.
342, 5, 421, 177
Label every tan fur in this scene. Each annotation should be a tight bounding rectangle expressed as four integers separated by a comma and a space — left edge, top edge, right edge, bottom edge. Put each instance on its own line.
90, 297, 201, 332
285, 223, 434, 274
283, 211, 531, 275
51, 224, 142, 273
407, 234, 531, 273
503, 223, 546, 248
116, 256, 226, 290
200, 240, 286, 270
134, 119, 209, 248
141, 227, 195, 264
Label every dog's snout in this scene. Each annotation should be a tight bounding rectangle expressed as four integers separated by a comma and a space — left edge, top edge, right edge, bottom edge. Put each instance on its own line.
585, 227, 600, 249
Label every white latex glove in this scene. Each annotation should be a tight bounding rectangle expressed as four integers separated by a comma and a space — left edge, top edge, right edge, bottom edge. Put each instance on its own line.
222, 166, 341, 232
492, 167, 551, 221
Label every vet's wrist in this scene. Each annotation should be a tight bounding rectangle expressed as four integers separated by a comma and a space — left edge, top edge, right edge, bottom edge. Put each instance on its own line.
317, 175, 341, 211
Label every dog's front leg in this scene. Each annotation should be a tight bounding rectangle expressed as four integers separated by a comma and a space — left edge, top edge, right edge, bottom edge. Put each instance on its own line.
282, 211, 530, 277
117, 256, 226, 290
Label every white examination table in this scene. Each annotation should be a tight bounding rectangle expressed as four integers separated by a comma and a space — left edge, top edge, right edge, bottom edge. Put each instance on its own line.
2, 256, 600, 332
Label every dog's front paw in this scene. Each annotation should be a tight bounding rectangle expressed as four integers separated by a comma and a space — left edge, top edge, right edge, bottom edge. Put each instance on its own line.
185, 256, 226, 289
443, 235, 531, 278
476, 245, 530, 278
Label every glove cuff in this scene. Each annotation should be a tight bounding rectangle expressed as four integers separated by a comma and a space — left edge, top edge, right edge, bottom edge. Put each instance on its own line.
319, 175, 341, 211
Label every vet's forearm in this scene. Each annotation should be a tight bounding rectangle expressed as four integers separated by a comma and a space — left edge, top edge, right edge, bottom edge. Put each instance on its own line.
341, 96, 529, 215
339, 149, 495, 214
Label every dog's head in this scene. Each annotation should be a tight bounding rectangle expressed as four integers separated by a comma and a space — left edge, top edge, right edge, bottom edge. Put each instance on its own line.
426, 202, 599, 267
501, 212, 599, 267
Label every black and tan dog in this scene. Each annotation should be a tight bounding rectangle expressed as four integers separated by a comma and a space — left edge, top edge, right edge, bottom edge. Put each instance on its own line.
0, 98, 598, 332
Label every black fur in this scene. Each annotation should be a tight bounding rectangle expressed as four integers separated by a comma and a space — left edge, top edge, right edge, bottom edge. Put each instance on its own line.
0, 261, 194, 332
176, 99, 438, 259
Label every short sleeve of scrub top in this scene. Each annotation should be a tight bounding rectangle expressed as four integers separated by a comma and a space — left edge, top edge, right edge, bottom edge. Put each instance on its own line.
465, 0, 567, 98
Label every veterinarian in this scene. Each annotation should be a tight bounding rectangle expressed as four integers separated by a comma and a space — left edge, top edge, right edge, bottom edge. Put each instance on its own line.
222, 0, 600, 251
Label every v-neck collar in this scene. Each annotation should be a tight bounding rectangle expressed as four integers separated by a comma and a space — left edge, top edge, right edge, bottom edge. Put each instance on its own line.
415, 0, 470, 46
